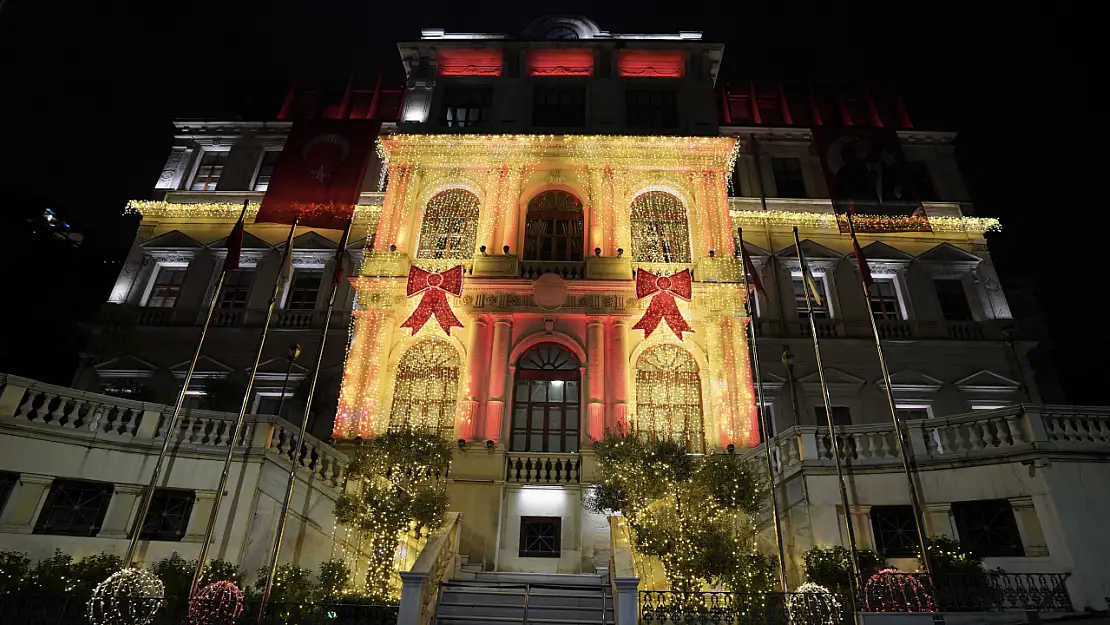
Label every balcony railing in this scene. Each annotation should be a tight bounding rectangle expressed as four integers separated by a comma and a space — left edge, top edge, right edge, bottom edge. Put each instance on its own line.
505, 452, 581, 484
0, 374, 349, 493
761, 317, 1008, 341
743, 404, 1110, 478
519, 260, 585, 280
100, 304, 347, 331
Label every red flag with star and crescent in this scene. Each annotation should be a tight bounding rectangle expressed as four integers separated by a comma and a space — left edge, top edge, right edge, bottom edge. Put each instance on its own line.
256, 120, 381, 230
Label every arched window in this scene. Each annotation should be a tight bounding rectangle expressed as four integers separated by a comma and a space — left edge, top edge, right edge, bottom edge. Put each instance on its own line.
417, 189, 480, 260
523, 190, 584, 261
511, 343, 581, 452
630, 191, 691, 263
389, 339, 459, 438
635, 344, 704, 452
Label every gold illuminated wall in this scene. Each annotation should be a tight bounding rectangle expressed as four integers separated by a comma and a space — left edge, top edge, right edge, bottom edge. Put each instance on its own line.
331, 134, 767, 448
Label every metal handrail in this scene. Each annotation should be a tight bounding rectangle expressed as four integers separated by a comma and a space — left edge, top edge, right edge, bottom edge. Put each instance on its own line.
522, 583, 530, 625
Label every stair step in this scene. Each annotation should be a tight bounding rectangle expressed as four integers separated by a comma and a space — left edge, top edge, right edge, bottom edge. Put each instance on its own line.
436, 617, 611, 625
470, 572, 606, 587
437, 602, 612, 619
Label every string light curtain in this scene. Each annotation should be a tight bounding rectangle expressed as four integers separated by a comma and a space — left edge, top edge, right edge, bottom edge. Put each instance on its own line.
416, 189, 481, 260
388, 339, 460, 439
634, 344, 705, 452
630, 191, 692, 263
523, 190, 584, 261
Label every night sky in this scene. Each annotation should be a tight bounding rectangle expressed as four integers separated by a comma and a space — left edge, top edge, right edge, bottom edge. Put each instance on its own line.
0, 1, 1101, 401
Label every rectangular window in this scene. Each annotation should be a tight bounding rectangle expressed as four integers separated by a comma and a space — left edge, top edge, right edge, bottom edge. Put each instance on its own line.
868, 279, 902, 320
253, 151, 281, 191
906, 161, 938, 202
442, 87, 493, 128
952, 500, 1024, 557
756, 403, 776, 444
815, 406, 852, 427
254, 393, 296, 418
33, 480, 113, 537
871, 506, 920, 557
533, 87, 586, 128
190, 151, 229, 191
182, 390, 205, 410
772, 157, 807, 198
933, 279, 973, 321
793, 276, 829, 318
218, 269, 253, 309
895, 406, 932, 421
140, 489, 195, 541
147, 266, 187, 308
626, 89, 678, 129
519, 516, 561, 558
0, 471, 18, 514
285, 269, 323, 310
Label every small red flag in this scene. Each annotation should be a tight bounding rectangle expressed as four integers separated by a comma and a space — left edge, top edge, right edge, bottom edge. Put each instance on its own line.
256, 120, 381, 230
223, 210, 245, 273
847, 205, 874, 288
331, 220, 352, 287
739, 241, 765, 297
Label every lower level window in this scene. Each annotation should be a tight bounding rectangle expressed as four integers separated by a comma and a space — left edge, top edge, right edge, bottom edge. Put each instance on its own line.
519, 516, 561, 558
870, 505, 919, 557
140, 489, 195, 541
952, 499, 1024, 556
33, 480, 113, 536
0, 471, 18, 513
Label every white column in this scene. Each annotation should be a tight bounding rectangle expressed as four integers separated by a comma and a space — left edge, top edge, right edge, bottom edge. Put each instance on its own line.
462, 315, 490, 441
0, 474, 53, 534
586, 317, 606, 443
607, 318, 631, 433
99, 484, 145, 539
484, 316, 513, 443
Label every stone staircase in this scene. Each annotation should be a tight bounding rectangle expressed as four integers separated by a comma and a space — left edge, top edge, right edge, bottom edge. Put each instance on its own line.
434, 568, 614, 625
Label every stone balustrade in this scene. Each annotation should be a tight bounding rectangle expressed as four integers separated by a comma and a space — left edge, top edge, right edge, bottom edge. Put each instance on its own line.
505, 452, 581, 484
0, 373, 348, 493
398, 511, 462, 625
742, 404, 1110, 475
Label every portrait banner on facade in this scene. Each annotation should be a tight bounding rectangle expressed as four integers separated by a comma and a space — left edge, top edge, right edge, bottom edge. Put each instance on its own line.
256, 120, 381, 230
812, 126, 931, 233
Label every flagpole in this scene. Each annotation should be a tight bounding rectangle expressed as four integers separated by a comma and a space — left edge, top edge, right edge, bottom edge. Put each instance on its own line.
190, 218, 299, 597
124, 199, 249, 567
793, 226, 861, 611
257, 219, 352, 623
738, 226, 789, 593
845, 210, 933, 577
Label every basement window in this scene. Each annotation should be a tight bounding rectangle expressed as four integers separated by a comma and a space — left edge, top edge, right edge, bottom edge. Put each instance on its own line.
519, 516, 561, 558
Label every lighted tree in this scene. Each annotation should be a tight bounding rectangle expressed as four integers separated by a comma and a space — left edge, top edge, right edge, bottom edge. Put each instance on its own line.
588, 430, 775, 594
333, 430, 452, 602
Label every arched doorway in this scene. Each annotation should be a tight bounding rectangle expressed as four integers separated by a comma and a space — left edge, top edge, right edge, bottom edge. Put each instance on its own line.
523, 190, 584, 261
511, 343, 581, 452
634, 344, 705, 452
388, 339, 460, 439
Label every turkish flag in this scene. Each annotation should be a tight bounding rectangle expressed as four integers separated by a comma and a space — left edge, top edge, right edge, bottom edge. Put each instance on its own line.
256, 120, 381, 230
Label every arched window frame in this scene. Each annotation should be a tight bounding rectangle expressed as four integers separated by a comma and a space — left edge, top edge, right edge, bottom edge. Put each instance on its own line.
629, 191, 692, 263
634, 343, 705, 452
510, 342, 582, 452
416, 189, 481, 260
388, 339, 461, 439
522, 190, 585, 261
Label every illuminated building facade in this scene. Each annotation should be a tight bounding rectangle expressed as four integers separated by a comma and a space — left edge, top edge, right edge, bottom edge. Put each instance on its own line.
3, 14, 1109, 618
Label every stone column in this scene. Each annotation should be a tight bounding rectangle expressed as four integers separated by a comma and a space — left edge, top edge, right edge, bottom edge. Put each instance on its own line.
924, 502, 954, 538
484, 316, 513, 442
461, 315, 491, 441
184, 491, 218, 543
499, 167, 524, 255
586, 317, 606, 443
607, 318, 631, 432
1009, 496, 1049, 556
99, 484, 145, 539
0, 474, 53, 534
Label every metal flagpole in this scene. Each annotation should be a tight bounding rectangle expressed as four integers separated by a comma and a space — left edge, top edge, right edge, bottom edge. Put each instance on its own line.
189, 219, 299, 597
124, 200, 249, 567
257, 219, 352, 623
793, 226, 862, 611
845, 209, 933, 577
737, 226, 789, 593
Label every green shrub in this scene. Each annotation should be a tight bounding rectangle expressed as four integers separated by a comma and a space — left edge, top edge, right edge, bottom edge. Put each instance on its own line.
803, 545, 884, 596
0, 551, 31, 593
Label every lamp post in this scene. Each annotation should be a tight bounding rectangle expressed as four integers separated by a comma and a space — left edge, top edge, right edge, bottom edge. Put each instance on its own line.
274, 343, 302, 419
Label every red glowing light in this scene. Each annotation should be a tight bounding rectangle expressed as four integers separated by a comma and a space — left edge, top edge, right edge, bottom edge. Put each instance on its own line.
437, 49, 503, 76
527, 49, 594, 76
617, 50, 685, 78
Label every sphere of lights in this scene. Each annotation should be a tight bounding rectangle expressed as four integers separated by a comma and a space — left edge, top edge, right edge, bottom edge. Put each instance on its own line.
788, 582, 842, 625
864, 568, 934, 613
88, 568, 165, 625
187, 580, 245, 625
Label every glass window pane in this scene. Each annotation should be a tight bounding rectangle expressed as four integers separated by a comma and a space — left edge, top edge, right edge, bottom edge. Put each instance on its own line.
531, 383, 547, 401
550, 410, 563, 430
548, 381, 563, 402
530, 408, 544, 429
513, 434, 526, 450
530, 434, 544, 451
514, 407, 527, 426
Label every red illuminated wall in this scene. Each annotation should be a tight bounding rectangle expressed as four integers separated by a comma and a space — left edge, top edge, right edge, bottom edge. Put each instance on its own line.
437, 49, 503, 76
617, 50, 685, 78
527, 49, 594, 76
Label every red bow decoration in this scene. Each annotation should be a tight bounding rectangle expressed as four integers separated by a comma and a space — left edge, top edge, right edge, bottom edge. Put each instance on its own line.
400, 265, 465, 335
631, 269, 694, 341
